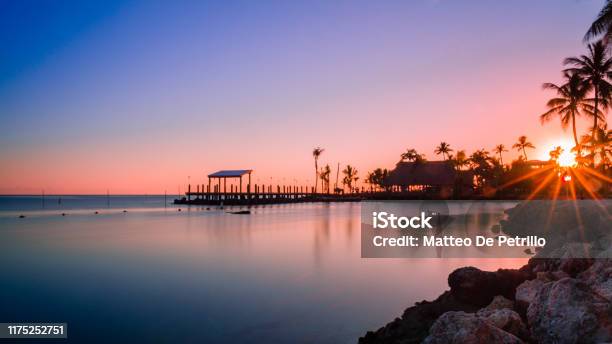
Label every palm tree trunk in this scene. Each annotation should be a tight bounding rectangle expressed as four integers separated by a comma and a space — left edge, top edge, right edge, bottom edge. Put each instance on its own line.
314, 160, 318, 194
572, 114, 579, 147
523, 148, 528, 161
594, 87, 599, 138
593, 87, 599, 167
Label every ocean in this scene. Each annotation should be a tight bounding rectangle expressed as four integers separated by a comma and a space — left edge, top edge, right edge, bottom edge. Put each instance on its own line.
0, 196, 526, 343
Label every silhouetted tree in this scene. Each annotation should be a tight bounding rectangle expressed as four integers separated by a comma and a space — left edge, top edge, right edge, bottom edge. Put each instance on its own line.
312, 147, 324, 193
320, 164, 331, 193
469, 149, 494, 189
513, 136, 535, 160
434, 142, 453, 160
493, 144, 508, 166
400, 148, 426, 163
549, 146, 563, 162
564, 41, 612, 165
585, 0, 612, 45
541, 71, 595, 147
453, 150, 469, 171
342, 165, 358, 193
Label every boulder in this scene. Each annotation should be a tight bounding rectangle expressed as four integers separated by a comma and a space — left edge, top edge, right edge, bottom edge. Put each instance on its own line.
482, 295, 514, 311
423, 311, 524, 344
359, 291, 481, 344
515, 275, 550, 315
360, 265, 533, 344
578, 259, 612, 301
478, 308, 530, 340
527, 277, 612, 344
448, 266, 531, 307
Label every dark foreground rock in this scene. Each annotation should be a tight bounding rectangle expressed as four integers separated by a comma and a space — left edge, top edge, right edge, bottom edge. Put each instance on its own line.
423, 310, 526, 344
526, 277, 612, 343
358, 291, 482, 344
448, 266, 532, 307
359, 266, 532, 344
360, 256, 611, 344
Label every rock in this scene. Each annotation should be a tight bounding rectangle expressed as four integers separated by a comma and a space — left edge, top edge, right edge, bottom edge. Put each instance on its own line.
359, 291, 482, 344
360, 266, 532, 344
515, 276, 550, 315
528, 243, 595, 277
423, 311, 524, 344
578, 259, 612, 300
550, 270, 570, 280
482, 295, 514, 311
448, 266, 532, 307
477, 308, 530, 341
527, 277, 612, 344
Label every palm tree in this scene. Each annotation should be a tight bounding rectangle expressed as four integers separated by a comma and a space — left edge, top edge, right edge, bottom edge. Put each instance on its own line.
564, 41, 612, 146
320, 164, 331, 193
599, 125, 612, 169
541, 71, 595, 147
585, 0, 612, 45
585, 124, 612, 169
434, 142, 453, 160
366, 171, 375, 192
342, 165, 358, 193
453, 150, 469, 171
366, 168, 389, 192
578, 134, 596, 166
312, 147, 324, 193
400, 148, 426, 163
513, 136, 535, 160
493, 144, 508, 166
469, 149, 493, 188
549, 146, 563, 162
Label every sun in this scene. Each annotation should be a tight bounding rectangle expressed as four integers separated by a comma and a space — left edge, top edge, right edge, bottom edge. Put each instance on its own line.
557, 149, 576, 167
540, 138, 577, 167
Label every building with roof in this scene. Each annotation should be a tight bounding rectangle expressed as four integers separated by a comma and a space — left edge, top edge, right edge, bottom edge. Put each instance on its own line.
385, 161, 473, 196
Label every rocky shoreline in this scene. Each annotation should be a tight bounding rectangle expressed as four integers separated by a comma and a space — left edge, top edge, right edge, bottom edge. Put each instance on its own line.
359, 200, 612, 344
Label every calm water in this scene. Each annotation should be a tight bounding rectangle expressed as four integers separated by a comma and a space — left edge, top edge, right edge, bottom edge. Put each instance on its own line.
0, 196, 526, 343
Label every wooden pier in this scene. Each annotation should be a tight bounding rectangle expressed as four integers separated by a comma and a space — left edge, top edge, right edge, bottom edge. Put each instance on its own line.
174, 184, 362, 205
173, 169, 361, 206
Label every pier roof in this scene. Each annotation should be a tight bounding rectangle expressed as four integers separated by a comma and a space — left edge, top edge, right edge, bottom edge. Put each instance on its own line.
208, 170, 252, 178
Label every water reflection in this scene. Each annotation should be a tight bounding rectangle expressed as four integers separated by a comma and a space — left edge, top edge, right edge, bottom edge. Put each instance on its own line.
0, 200, 526, 343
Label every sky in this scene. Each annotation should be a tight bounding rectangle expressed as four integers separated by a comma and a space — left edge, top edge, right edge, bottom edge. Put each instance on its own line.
0, 0, 606, 194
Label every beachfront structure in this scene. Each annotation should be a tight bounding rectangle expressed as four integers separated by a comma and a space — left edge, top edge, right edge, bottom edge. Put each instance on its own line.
385, 161, 473, 196
207, 169, 252, 194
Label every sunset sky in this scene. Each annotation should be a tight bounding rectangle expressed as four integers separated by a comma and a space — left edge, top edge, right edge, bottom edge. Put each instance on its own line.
0, 0, 606, 194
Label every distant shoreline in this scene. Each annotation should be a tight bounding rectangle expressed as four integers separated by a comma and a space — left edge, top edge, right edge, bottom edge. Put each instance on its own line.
1, 194, 610, 200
